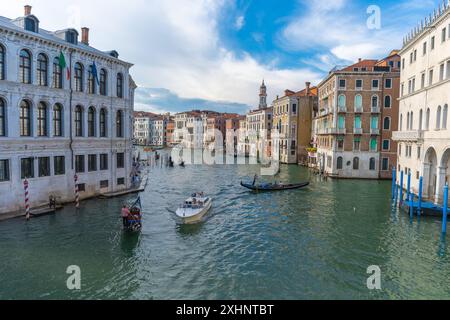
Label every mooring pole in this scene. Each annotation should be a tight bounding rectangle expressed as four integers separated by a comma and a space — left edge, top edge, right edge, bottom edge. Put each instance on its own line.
418, 176, 423, 216
399, 171, 404, 206
442, 184, 448, 234
407, 173, 411, 203
391, 169, 396, 200
409, 193, 414, 219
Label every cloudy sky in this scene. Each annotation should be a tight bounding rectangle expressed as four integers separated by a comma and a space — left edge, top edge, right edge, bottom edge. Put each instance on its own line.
0, 0, 440, 114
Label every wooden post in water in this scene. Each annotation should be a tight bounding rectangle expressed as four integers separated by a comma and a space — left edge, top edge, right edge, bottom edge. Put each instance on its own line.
399, 171, 404, 206
391, 169, 396, 200
442, 184, 448, 234
409, 193, 414, 219
418, 176, 423, 216
407, 173, 411, 203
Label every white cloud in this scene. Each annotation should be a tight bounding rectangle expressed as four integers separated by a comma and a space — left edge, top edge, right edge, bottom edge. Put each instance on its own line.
235, 15, 245, 30
0, 0, 322, 110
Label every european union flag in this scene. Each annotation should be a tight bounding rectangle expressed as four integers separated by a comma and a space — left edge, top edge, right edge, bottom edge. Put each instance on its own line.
92, 61, 100, 86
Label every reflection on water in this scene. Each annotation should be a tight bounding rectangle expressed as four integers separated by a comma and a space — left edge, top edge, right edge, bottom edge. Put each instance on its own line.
1, 159, 450, 300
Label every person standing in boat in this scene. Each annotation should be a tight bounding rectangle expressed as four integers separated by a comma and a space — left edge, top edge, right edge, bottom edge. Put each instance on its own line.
121, 205, 130, 227
252, 174, 258, 186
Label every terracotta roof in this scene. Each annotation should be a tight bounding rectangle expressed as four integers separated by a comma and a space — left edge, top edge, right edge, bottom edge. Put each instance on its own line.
340, 59, 378, 72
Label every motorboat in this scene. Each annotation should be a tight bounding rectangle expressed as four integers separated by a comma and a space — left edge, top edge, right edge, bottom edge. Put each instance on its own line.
175, 193, 212, 224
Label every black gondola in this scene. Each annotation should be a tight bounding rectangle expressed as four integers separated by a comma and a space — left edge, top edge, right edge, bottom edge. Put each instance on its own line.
125, 196, 142, 233
180, 161, 185, 167
240, 181, 310, 192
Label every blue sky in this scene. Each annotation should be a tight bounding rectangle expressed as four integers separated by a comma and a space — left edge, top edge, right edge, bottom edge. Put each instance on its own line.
0, 0, 443, 114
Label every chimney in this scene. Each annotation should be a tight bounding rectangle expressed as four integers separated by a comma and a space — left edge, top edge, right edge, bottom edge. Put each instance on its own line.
81, 27, 90, 45
358, 58, 362, 62
305, 82, 311, 95
24, 5, 32, 16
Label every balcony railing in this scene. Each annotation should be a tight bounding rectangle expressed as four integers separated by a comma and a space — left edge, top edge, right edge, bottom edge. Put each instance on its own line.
371, 107, 380, 113
370, 128, 380, 135
338, 106, 347, 113
317, 128, 347, 135
392, 130, 424, 142
354, 107, 363, 113
354, 128, 363, 135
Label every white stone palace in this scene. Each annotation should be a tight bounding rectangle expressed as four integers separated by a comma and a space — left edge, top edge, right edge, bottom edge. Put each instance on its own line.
0, 5, 136, 214
393, 1, 450, 202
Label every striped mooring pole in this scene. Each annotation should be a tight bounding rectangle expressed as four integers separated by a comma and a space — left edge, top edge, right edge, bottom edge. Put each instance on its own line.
74, 174, 79, 209
442, 184, 448, 234
24, 179, 30, 221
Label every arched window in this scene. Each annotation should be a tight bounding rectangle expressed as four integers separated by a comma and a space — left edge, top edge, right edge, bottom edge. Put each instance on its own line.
372, 95, 379, 108
19, 49, 32, 84
100, 108, 107, 137
53, 104, 63, 137
37, 102, 48, 136
354, 94, 362, 110
75, 106, 83, 137
384, 117, 391, 130
37, 53, 48, 86
369, 158, 376, 171
74, 63, 83, 92
443, 104, 448, 129
436, 106, 442, 129
88, 65, 96, 94
100, 69, 107, 96
117, 73, 123, 98
0, 44, 5, 80
426, 108, 430, 130
53, 57, 62, 89
407, 112, 410, 130
116, 110, 123, 137
419, 109, 423, 131
410, 112, 414, 130
384, 95, 391, 108
338, 94, 346, 108
88, 107, 96, 137
20, 100, 31, 136
337, 157, 343, 170
353, 157, 360, 170
0, 98, 5, 136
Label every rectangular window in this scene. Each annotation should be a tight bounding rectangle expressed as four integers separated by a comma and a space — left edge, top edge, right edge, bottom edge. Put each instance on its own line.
421, 73, 426, 88
385, 78, 392, 89
77, 183, 86, 192
372, 79, 379, 89
88, 154, 97, 172
75, 155, 85, 173
423, 42, 427, 55
117, 153, 125, 169
382, 140, 390, 151
100, 180, 109, 188
54, 156, 65, 175
117, 178, 125, 186
442, 28, 447, 42
0, 159, 9, 182
100, 154, 108, 170
353, 138, 361, 151
338, 115, 345, 129
21, 157, 34, 179
339, 79, 346, 89
414, 50, 417, 61
402, 58, 405, 70
356, 79, 363, 89
447, 61, 450, 79
382, 158, 389, 171
292, 104, 297, 114
440, 64, 445, 81
337, 138, 344, 151
431, 36, 435, 50
370, 138, 378, 152
417, 146, 421, 160
38, 157, 50, 177
429, 69, 434, 86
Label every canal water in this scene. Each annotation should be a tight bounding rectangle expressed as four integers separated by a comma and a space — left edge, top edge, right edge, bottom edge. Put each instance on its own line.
1, 159, 450, 300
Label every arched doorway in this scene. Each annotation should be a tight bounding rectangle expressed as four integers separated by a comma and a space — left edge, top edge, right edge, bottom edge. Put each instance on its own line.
423, 147, 438, 200
438, 148, 450, 203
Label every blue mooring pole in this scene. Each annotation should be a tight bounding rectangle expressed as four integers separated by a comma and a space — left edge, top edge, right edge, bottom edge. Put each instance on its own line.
418, 176, 423, 216
399, 171, 404, 206
392, 169, 396, 200
407, 173, 411, 203
442, 184, 448, 234
409, 193, 414, 219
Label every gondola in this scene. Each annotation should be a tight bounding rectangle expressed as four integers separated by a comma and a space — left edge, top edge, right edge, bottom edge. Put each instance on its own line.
180, 161, 185, 167
125, 196, 142, 233
240, 181, 310, 192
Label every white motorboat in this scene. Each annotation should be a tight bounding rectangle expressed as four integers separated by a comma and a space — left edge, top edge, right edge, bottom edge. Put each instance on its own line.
176, 193, 212, 224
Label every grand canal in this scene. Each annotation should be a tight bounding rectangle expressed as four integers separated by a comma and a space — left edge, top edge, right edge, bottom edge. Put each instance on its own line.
1, 160, 450, 300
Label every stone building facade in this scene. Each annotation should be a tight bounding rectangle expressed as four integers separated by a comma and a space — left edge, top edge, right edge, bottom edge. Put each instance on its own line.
0, 6, 136, 214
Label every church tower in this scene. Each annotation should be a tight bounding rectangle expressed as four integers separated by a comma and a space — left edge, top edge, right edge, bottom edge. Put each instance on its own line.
259, 80, 267, 109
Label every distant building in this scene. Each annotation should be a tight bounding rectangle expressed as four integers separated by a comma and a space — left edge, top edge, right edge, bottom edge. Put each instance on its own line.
0, 5, 136, 214
393, 3, 450, 202
313, 51, 400, 179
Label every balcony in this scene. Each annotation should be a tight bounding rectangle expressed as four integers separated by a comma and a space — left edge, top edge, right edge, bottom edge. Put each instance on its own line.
371, 107, 380, 113
317, 128, 347, 135
392, 130, 424, 142
354, 107, 363, 113
318, 108, 331, 117
354, 128, 363, 135
370, 128, 380, 135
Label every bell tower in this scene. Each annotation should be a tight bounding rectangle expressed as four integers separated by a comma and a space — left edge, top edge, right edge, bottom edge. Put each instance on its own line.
259, 79, 267, 109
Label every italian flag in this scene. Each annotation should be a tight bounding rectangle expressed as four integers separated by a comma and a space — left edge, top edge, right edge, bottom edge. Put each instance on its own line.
59, 51, 70, 80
